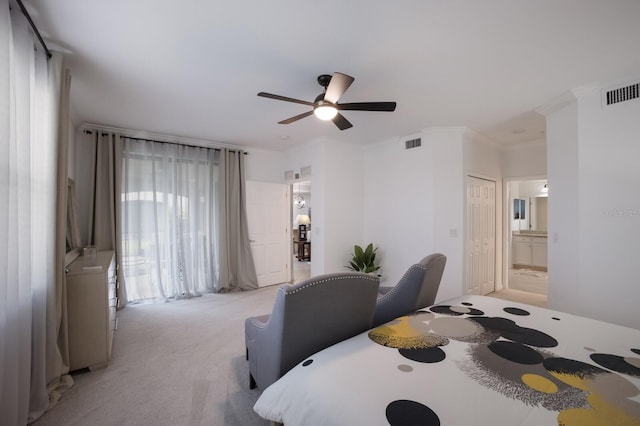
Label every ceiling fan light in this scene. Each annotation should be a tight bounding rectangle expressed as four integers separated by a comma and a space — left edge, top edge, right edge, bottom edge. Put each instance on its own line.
314, 105, 338, 120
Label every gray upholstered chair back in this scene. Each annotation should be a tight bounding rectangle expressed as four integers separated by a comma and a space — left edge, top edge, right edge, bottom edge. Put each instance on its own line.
245, 272, 380, 390
372, 253, 446, 327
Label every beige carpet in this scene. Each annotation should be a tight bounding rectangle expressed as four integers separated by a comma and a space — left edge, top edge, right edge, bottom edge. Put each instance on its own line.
33, 285, 281, 426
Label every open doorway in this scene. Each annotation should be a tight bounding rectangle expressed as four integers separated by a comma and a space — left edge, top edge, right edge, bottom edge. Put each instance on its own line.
506, 179, 548, 298
292, 180, 311, 283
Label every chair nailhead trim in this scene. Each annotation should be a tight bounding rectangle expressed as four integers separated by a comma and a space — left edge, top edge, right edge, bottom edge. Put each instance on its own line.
283, 274, 379, 296
379, 264, 428, 299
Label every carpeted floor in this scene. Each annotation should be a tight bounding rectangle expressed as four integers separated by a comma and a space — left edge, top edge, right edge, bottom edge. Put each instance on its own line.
33, 285, 281, 426
512, 268, 548, 279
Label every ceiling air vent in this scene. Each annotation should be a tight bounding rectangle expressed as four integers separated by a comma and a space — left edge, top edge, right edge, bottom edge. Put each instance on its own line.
604, 82, 639, 106
405, 138, 422, 149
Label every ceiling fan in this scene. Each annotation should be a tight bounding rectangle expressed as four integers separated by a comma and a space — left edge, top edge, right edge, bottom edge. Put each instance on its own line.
257, 72, 397, 130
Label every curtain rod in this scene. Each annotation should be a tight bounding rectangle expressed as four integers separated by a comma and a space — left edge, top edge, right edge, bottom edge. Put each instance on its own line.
83, 130, 248, 155
15, 0, 52, 59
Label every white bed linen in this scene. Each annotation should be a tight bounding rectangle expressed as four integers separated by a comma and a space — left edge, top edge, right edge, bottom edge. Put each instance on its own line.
254, 295, 640, 425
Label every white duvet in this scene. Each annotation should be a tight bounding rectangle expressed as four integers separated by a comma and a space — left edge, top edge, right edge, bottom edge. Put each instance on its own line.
254, 296, 640, 425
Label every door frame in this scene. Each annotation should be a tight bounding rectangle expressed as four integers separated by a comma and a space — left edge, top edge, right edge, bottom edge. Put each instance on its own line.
502, 175, 547, 291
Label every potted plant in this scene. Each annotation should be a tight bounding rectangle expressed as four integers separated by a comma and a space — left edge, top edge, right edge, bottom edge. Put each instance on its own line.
346, 243, 381, 276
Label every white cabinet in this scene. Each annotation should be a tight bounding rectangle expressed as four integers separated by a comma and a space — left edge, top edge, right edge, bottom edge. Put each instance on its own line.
66, 251, 117, 371
514, 236, 532, 265
513, 235, 547, 270
531, 238, 548, 268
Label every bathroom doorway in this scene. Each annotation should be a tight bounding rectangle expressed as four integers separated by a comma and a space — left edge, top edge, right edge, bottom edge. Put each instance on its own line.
506, 179, 548, 298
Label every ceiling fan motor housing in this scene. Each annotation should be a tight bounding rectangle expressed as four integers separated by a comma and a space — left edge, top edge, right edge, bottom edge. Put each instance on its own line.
317, 74, 333, 88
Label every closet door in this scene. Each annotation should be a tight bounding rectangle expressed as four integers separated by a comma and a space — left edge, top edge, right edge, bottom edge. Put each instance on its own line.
466, 176, 496, 295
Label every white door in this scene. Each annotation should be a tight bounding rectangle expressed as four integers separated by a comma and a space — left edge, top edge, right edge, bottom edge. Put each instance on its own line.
466, 176, 496, 295
246, 181, 289, 287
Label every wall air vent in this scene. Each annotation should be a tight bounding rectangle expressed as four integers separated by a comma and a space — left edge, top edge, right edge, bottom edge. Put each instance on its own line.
405, 138, 422, 149
284, 170, 294, 181
300, 165, 312, 178
603, 82, 639, 107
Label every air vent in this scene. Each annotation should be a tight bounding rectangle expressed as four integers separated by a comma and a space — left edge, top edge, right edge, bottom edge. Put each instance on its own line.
405, 138, 422, 149
284, 170, 294, 181
300, 165, 312, 178
604, 82, 639, 106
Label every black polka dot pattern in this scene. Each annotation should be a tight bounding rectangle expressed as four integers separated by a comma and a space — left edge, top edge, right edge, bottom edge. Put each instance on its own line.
488, 341, 544, 365
590, 353, 640, 377
430, 305, 464, 316
501, 326, 558, 348
543, 357, 607, 376
386, 400, 440, 426
399, 347, 446, 363
504, 307, 530, 316
430, 305, 484, 316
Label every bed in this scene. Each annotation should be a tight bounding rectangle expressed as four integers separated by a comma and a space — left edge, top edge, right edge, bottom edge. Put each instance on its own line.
254, 295, 640, 425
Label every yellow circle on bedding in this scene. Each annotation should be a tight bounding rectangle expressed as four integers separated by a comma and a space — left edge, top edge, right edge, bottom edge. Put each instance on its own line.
368, 312, 449, 349
521, 373, 558, 394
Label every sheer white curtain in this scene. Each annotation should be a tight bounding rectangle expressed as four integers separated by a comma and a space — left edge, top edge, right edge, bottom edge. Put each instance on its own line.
122, 139, 222, 302
1, 2, 71, 423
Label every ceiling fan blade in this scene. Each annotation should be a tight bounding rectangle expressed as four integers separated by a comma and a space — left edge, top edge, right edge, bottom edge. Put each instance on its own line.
338, 102, 397, 112
332, 113, 353, 130
324, 72, 355, 104
258, 92, 314, 107
278, 110, 314, 124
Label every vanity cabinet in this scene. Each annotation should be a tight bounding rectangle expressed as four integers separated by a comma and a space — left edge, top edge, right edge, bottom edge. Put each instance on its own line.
531, 238, 548, 268
66, 250, 117, 371
513, 235, 547, 270
514, 236, 532, 265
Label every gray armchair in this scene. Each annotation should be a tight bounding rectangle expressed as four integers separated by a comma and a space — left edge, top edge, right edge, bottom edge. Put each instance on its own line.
245, 272, 380, 390
372, 253, 446, 327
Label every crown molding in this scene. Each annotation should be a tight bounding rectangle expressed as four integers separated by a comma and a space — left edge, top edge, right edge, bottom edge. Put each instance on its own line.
534, 91, 577, 117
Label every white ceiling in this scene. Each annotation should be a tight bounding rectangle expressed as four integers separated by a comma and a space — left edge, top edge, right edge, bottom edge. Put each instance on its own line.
23, 0, 640, 151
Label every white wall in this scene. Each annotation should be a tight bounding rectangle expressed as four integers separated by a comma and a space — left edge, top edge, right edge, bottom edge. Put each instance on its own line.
75, 128, 93, 246
244, 147, 285, 183
501, 139, 546, 179
546, 79, 640, 329
546, 100, 581, 316
362, 128, 466, 301
431, 129, 465, 301
363, 134, 436, 286
322, 141, 364, 274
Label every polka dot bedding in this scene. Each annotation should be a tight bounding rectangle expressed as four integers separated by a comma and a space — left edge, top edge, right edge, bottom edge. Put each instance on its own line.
254, 295, 640, 425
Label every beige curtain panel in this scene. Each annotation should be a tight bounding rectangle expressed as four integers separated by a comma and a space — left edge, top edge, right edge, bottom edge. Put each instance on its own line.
86, 131, 128, 306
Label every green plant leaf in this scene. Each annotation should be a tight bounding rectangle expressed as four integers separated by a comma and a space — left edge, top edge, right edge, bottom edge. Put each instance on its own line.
347, 243, 380, 273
